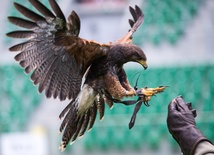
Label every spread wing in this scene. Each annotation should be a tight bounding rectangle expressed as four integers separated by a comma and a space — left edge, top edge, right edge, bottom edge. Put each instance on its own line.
116, 5, 144, 44
6, 0, 110, 101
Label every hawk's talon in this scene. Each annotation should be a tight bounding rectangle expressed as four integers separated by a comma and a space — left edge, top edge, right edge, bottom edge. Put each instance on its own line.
144, 101, 150, 107
114, 86, 168, 129
125, 90, 136, 97
136, 86, 168, 103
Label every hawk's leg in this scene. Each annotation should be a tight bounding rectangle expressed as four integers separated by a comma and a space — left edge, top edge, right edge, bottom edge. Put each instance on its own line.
104, 72, 135, 100
118, 69, 136, 96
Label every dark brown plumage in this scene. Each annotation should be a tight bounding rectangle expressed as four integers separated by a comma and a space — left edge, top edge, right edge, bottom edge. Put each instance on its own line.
7, 0, 147, 151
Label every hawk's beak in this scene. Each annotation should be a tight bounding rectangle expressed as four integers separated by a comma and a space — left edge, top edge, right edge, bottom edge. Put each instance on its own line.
138, 60, 148, 70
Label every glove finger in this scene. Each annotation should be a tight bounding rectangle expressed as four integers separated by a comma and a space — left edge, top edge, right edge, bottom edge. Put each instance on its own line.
175, 96, 190, 112
168, 99, 178, 112
191, 109, 197, 118
186, 102, 192, 110
186, 102, 196, 117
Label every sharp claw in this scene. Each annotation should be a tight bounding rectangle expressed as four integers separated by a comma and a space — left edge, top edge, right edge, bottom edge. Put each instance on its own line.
186, 102, 192, 110
144, 102, 150, 107
191, 109, 197, 118
136, 85, 168, 100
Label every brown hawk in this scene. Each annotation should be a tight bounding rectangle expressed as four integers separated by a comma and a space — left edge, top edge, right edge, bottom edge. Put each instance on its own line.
7, 0, 147, 151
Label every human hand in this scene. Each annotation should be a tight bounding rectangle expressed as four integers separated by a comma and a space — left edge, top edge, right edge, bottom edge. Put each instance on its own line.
167, 96, 196, 134
167, 96, 207, 155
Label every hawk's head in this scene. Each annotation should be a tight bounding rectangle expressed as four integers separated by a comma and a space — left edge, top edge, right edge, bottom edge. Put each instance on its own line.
128, 44, 147, 70
109, 44, 147, 69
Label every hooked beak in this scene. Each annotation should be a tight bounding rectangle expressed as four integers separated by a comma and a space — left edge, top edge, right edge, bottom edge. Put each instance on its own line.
137, 60, 148, 70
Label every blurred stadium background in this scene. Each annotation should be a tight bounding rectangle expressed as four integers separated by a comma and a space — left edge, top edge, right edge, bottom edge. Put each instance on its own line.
0, 0, 214, 155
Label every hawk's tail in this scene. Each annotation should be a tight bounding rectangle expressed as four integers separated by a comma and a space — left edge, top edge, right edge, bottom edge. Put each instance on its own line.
58, 101, 98, 152
58, 84, 114, 151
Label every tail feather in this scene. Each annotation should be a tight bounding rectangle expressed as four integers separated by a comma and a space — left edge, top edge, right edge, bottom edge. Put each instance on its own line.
87, 102, 97, 131
70, 116, 84, 143
60, 114, 78, 152
58, 85, 116, 151
59, 100, 74, 119
95, 93, 105, 121
59, 103, 76, 133
71, 110, 90, 142
59, 84, 98, 151
78, 110, 90, 138
59, 102, 98, 151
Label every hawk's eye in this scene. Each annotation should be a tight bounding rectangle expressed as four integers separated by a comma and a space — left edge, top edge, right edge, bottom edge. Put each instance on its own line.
132, 53, 140, 60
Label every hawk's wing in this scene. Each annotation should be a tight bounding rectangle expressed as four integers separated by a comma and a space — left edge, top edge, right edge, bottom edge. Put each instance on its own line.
7, 0, 110, 101
116, 5, 144, 44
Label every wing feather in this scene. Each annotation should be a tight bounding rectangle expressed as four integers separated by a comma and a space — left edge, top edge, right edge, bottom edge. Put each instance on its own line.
46, 61, 66, 99
116, 5, 144, 43
20, 41, 55, 73
8, 17, 38, 29
49, 0, 66, 21
67, 11, 80, 36
14, 2, 46, 22
129, 6, 138, 22
27, 47, 55, 75
7, 0, 110, 100
129, 19, 135, 28
38, 55, 59, 93
6, 31, 35, 38
29, 0, 55, 18
53, 56, 77, 100
9, 41, 36, 52
129, 5, 144, 33
43, 57, 62, 98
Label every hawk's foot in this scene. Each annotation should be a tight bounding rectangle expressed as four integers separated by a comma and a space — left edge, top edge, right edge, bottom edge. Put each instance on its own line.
125, 89, 136, 97
136, 86, 168, 102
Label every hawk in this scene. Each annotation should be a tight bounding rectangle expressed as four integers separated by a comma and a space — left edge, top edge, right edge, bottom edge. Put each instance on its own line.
7, 0, 147, 151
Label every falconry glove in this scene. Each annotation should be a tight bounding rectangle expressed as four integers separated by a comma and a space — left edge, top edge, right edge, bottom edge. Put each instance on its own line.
167, 96, 211, 155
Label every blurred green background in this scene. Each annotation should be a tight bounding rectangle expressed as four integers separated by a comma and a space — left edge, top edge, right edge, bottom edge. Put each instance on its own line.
0, 0, 214, 155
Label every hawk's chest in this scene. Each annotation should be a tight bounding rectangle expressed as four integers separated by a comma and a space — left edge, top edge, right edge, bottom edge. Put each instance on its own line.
85, 57, 122, 86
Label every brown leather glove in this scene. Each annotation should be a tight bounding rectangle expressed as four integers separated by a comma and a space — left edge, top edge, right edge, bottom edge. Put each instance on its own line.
167, 96, 210, 155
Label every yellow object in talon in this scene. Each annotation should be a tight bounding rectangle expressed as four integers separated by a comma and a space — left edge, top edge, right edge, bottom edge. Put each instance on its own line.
136, 86, 168, 99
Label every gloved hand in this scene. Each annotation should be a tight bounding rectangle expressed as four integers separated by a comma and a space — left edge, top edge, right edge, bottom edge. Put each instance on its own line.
167, 96, 210, 155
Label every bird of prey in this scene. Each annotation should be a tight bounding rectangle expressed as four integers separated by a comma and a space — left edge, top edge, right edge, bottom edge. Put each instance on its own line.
7, 0, 148, 151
